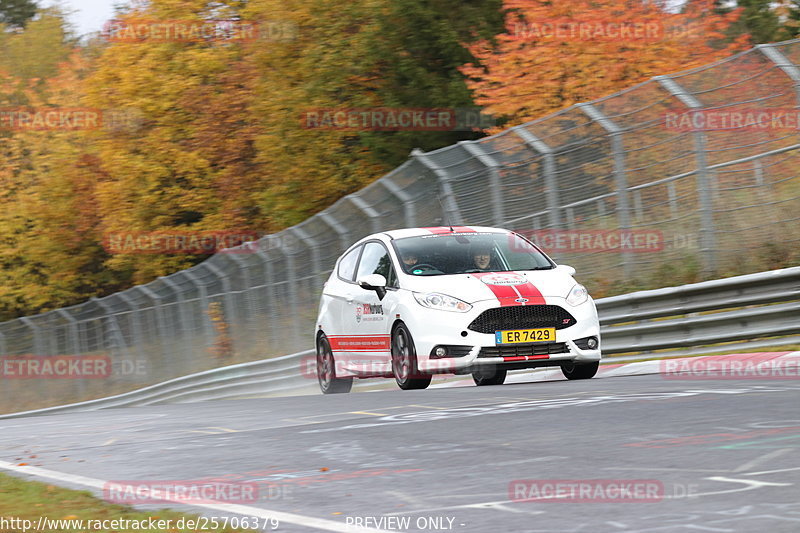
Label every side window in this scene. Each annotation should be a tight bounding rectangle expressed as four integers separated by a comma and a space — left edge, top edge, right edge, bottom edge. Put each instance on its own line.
356, 242, 397, 286
337, 245, 362, 281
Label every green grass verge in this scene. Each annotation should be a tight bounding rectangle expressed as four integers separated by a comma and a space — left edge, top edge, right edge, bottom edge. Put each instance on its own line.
0, 472, 252, 532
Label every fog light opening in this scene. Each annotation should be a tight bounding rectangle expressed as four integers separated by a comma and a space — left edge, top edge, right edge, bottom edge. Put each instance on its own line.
587, 337, 598, 349
435, 346, 448, 358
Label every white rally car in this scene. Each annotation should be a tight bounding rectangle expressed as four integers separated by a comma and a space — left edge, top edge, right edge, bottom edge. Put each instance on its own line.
314, 226, 601, 393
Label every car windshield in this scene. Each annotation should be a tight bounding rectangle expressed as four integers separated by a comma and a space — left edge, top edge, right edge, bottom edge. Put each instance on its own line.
392, 231, 554, 275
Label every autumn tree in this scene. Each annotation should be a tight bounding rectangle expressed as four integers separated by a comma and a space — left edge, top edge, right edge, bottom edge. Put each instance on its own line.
0, 0, 37, 29
462, 0, 749, 128
243, 0, 505, 227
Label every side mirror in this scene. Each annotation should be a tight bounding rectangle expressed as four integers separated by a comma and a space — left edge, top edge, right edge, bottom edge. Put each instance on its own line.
357, 274, 387, 300
557, 264, 577, 276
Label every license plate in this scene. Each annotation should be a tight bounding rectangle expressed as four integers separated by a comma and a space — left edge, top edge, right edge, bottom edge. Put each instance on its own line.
495, 328, 556, 344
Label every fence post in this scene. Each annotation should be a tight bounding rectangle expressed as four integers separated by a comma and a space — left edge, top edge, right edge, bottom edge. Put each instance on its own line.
411, 148, 464, 225
254, 246, 279, 348
656, 75, 717, 275
92, 297, 127, 356
273, 232, 302, 349
319, 211, 351, 253
577, 103, 634, 278
158, 275, 190, 341
512, 126, 561, 229
224, 253, 257, 330
347, 195, 382, 234
203, 262, 236, 325
20, 317, 44, 356
182, 270, 214, 350
114, 292, 145, 361
290, 226, 324, 287
757, 44, 800, 107
379, 177, 417, 228
55, 309, 80, 356
459, 140, 506, 226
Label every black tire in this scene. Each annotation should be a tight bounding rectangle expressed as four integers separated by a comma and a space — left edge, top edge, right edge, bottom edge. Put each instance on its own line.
561, 361, 599, 380
472, 365, 507, 386
317, 334, 353, 394
391, 323, 432, 390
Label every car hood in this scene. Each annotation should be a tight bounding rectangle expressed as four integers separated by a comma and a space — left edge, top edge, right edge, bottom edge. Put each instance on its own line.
401, 270, 577, 304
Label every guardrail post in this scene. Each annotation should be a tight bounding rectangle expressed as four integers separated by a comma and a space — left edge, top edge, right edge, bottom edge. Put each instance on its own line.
512, 126, 562, 229
459, 141, 506, 226
656, 75, 717, 274
577, 103, 633, 277
757, 44, 800, 108
411, 148, 464, 225
379, 177, 417, 228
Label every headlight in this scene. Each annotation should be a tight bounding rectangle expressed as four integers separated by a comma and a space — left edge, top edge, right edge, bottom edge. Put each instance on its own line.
566, 284, 589, 306
413, 292, 472, 312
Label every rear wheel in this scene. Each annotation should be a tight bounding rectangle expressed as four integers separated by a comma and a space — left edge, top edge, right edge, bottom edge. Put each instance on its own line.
317, 334, 353, 394
472, 365, 507, 386
391, 323, 431, 390
560, 361, 599, 380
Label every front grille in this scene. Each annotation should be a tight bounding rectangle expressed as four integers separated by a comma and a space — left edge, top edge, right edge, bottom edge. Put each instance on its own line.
479, 343, 568, 358
468, 305, 576, 334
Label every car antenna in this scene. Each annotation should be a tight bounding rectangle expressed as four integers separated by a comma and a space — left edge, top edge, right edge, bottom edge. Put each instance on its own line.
436, 193, 455, 232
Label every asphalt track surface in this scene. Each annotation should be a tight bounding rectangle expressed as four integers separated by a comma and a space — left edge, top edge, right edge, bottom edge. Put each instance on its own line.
2, 373, 800, 533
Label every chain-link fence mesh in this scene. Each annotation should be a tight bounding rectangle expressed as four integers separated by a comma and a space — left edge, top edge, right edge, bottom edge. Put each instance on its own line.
3, 40, 800, 413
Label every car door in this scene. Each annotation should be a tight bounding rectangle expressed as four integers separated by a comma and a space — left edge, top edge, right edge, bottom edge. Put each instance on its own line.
323, 244, 362, 372
347, 240, 400, 376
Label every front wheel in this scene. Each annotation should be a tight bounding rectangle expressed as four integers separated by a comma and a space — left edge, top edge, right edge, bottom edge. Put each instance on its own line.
391, 323, 431, 390
560, 361, 599, 380
317, 334, 353, 394
472, 365, 507, 386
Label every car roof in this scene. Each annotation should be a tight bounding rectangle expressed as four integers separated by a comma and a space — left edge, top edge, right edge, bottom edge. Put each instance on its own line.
381, 226, 511, 240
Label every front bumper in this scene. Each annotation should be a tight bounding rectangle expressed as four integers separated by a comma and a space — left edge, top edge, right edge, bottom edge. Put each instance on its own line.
405, 297, 601, 374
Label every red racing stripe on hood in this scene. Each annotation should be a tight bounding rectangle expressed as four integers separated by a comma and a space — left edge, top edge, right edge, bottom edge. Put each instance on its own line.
471, 272, 546, 306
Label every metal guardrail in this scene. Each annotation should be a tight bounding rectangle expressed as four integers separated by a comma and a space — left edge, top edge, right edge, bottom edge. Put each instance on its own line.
2, 266, 798, 419
597, 266, 800, 353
